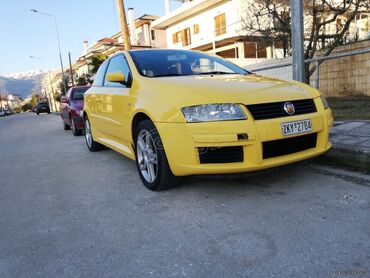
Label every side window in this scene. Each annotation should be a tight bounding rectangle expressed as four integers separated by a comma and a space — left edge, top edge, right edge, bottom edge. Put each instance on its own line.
93, 59, 109, 87
66, 88, 72, 100
104, 55, 131, 88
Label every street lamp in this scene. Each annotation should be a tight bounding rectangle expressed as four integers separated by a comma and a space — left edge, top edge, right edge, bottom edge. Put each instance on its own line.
29, 55, 57, 112
30, 8, 68, 94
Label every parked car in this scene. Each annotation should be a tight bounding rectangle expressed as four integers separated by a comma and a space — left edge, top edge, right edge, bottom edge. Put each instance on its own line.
60, 86, 90, 136
4, 108, 13, 115
35, 102, 50, 115
0, 108, 5, 117
83, 49, 333, 191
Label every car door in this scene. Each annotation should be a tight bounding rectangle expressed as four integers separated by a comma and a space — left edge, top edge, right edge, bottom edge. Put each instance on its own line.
99, 54, 133, 146
61, 88, 72, 124
86, 59, 109, 134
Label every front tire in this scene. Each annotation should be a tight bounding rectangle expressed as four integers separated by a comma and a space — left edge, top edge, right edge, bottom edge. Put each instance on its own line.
84, 116, 104, 152
134, 120, 178, 191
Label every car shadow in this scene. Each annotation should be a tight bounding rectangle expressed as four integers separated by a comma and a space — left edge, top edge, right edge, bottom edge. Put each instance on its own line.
173, 160, 315, 195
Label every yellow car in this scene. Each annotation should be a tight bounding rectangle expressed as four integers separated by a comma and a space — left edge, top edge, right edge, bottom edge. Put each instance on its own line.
84, 49, 333, 190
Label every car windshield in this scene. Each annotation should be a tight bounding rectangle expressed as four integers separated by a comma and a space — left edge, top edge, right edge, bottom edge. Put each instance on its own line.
129, 50, 249, 78
72, 87, 89, 100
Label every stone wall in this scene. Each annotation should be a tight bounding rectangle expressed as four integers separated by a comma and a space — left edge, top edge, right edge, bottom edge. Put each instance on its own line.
246, 40, 370, 97
314, 40, 370, 97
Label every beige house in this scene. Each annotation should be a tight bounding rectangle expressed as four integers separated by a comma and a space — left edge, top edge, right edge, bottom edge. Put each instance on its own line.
74, 9, 167, 78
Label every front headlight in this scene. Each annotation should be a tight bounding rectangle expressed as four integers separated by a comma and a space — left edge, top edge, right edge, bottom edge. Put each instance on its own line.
181, 103, 246, 122
320, 95, 329, 109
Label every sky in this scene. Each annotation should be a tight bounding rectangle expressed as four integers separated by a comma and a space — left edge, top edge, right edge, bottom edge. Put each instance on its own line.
0, 0, 181, 76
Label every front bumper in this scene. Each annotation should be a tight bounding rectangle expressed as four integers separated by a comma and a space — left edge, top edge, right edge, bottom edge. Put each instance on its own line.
155, 105, 333, 176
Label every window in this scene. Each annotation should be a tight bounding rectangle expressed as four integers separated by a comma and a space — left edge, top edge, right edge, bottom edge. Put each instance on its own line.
104, 55, 131, 87
172, 31, 182, 44
93, 59, 109, 87
151, 30, 156, 41
71, 86, 90, 100
182, 28, 191, 46
129, 49, 248, 78
214, 13, 226, 36
336, 18, 342, 30
193, 24, 199, 34
172, 29, 191, 46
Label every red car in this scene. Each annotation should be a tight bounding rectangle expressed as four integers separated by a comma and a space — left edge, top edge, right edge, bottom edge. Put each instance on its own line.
60, 86, 90, 136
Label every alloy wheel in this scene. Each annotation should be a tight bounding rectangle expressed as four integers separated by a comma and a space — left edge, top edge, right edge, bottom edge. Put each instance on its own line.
85, 118, 92, 148
136, 130, 158, 183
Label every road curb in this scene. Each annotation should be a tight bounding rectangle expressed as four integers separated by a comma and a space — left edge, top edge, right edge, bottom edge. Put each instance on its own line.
319, 146, 370, 173
310, 164, 370, 187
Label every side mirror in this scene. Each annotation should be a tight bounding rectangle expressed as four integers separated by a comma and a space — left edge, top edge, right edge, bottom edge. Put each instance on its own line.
60, 96, 68, 103
106, 72, 126, 84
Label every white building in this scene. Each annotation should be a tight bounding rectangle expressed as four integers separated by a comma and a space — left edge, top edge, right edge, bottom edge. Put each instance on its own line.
0, 94, 22, 109
151, 0, 272, 62
152, 0, 370, 63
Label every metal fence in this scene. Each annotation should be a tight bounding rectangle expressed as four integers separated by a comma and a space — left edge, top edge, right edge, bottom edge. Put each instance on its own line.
248, 47, 370, 95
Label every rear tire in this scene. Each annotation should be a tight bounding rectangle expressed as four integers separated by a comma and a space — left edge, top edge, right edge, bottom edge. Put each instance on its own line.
134, 120, 178, 191
84, 116, 104, 152
71, 117, 82, 136
63, 120, 70, 130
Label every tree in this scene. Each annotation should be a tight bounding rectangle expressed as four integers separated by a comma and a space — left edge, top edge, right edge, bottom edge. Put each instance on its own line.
76, 73, 93, 86
241, 0, 291, 57
90, 54, 108, 74
303, 0, 368, 82
240, 0, 369, 82
58, 75, 70, 95
30, 93, 39, 106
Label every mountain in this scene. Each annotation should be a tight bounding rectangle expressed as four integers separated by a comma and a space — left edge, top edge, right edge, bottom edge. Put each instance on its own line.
4, 69, 44, 80
0, 70, 45, 99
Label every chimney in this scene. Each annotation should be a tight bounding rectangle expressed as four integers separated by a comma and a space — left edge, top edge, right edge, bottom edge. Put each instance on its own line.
165, 0, 171, 14
83, 40, 89, 54
128, 8, 137, 45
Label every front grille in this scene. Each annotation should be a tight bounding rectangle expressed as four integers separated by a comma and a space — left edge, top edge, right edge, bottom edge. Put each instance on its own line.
263, 133, 317, 159
246, 99, 316, 120
198, 146, 244, 164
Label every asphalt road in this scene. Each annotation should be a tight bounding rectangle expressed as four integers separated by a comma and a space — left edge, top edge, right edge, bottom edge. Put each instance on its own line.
0, 113, 369, 278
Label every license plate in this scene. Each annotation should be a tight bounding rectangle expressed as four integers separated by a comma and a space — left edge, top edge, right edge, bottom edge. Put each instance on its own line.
281, 119, 312, 136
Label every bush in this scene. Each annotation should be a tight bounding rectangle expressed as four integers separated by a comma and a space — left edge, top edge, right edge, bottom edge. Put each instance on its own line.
21, 103, 33, 112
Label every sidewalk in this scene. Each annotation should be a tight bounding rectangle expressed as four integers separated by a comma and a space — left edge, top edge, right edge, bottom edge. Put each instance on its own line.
323, 120, 370, 171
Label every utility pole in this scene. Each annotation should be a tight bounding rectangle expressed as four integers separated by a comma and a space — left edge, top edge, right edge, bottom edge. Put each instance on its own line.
116, 0, 132, 50
290, 0, 305, 82
68, 52, 74, 87
30, 9, 68, 94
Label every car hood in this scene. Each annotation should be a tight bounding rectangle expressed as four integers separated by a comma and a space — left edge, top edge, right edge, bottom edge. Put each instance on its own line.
149, 74, 319, 106
70, 100, 84, 111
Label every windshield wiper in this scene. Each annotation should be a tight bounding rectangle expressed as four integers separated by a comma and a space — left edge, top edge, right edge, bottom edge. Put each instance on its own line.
150, 73, 193, 78
196, 71, 236, 75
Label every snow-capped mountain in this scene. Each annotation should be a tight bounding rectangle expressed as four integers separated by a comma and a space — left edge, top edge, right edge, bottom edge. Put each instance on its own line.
4, 69, 45, 80
0, 69, 45, 99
